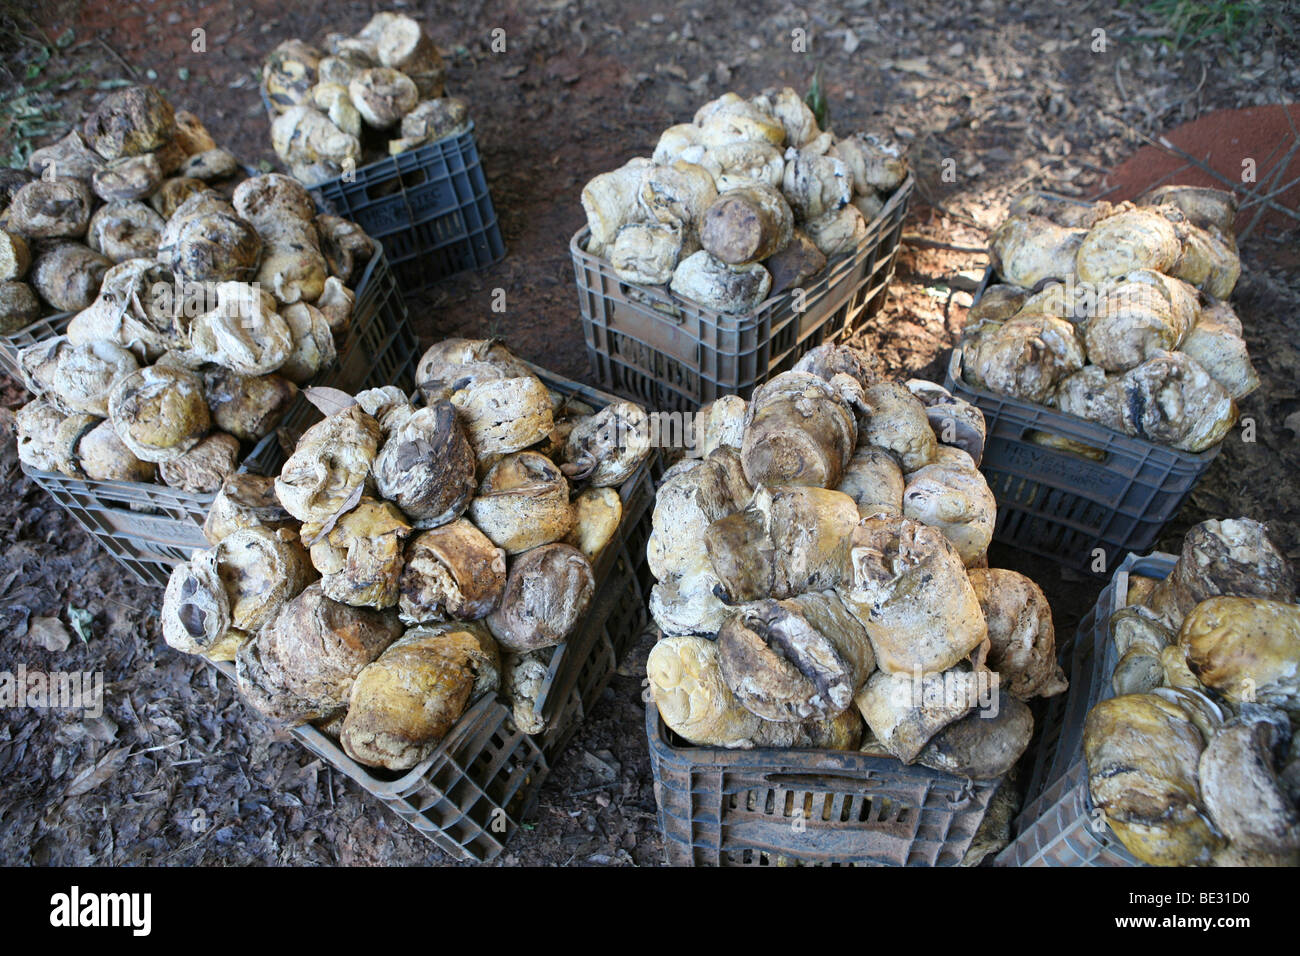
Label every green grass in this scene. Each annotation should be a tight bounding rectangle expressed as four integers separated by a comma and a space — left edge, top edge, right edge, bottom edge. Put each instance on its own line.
0, 65, 106, 167
805, 67, 829, 133
1131, 0, 1287, 50
0, 21, 106, 167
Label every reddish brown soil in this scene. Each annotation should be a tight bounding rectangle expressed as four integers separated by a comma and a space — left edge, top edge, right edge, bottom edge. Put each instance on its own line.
1103, 103, 1300, 236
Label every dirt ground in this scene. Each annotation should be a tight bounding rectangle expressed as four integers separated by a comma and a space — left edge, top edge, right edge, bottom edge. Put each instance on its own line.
0, 0, 1297, 866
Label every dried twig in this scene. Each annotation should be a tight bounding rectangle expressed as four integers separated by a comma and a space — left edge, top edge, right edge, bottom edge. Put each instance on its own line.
97, 37, 139, 80
1239, 138, 1299, 241
1090, 158, 1197, 203
1234, 104, 1300, 240
1138, 159, 1196, 196
901, 234, 988, 254
1090, 182, 1123, 201
1238, 173, 1300, 211
159, 822, 215, 863
1006, 155, 1067, 195
1235, 104, 1300, 239
1278, 98, 1300, 146
1192, 61, 1209, 99
911, 180, 986, 230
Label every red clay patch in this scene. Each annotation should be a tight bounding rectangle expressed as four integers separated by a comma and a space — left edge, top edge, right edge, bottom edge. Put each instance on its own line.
1100, 104, 1300, 237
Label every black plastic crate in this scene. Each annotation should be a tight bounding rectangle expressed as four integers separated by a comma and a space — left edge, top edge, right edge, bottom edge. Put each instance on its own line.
573, 175, 913, 412
994, 552, 1174, 866
309, 124, 504, 292
647, 706, 999, 867
946, 343, 1218, 576
20, 247, 417, 589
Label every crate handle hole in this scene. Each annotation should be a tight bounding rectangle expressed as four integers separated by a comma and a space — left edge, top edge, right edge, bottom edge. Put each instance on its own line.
367, 167, 428, 201
616, 281, 686, 325
1021, 428, 1109, 464
763, 772, 883, 794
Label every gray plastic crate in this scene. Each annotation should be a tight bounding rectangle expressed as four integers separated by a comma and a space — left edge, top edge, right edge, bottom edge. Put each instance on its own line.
204, 371, 657, 863
993, 552, 1176, 867
946, 341, 1217, 575
307, 124, 504, 292
647, 705, 999, 867
260, 80, 505, 293
18, 246, 417, 588
573, 175, 913, 411
509, 367, 658, 737
1, 312, 70, 382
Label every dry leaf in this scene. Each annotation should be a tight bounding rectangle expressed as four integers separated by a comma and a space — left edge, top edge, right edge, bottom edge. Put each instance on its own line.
29, 616, 71, 652
64, 746, 130, 797
304, 387, 357, 417
893, 58, 931, 75
84, 715, 119, 743
301, 480, 365, 546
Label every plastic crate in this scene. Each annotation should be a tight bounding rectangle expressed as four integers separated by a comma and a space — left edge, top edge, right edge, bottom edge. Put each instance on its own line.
18, 247, 417, 589
308, 124, 504, 293
205, 374, 658, 863
573, 174, 913, 411
993, 552, 1176, 866
647, 706, 1000, 867
945, 343, 1218, 575
513, 367, 658, 743
212, 661, 550, 864
538, 476, 655, 763
1, 312, 71, 382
